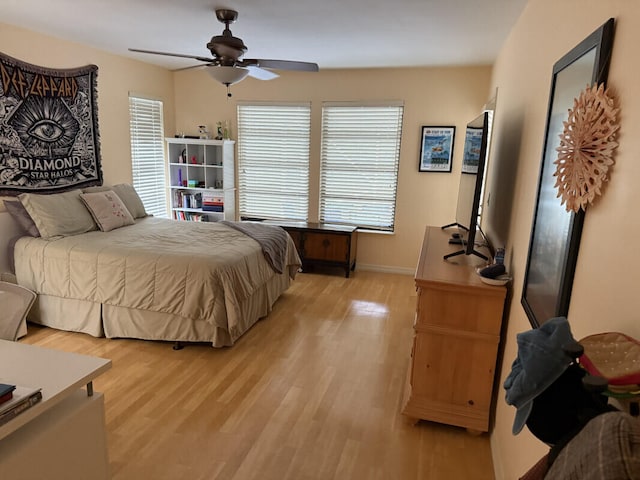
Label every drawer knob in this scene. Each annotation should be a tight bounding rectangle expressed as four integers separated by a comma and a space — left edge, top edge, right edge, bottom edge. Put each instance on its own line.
468, 400, 474, 406
322, 238, 330, 248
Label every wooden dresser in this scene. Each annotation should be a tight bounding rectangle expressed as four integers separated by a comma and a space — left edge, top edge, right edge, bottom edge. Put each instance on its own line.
401, 226, 506, 432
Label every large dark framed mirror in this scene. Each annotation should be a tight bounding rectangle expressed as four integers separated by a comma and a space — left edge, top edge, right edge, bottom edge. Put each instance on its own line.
521, 18, 615, 327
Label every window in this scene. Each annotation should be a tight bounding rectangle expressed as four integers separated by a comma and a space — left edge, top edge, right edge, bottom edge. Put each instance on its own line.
128, 95, 167, 217
320, 102, 404, 231
237, 103, 310, 221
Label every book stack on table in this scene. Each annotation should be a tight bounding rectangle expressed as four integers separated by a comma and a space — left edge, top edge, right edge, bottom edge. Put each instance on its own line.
0, 383, 42, 427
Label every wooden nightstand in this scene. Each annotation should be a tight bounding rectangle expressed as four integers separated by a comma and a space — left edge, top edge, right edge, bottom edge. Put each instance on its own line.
266, 221, 357, 277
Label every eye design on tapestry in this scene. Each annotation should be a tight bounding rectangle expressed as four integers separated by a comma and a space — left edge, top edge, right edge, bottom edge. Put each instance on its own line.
29, 120, 64, 143
9, 96, 79, 157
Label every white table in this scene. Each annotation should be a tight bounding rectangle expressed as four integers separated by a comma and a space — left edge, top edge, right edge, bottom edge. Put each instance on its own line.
0, 340, 112, 479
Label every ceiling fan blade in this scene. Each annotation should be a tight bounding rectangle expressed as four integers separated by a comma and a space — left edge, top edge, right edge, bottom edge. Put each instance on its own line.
242, 59, 319, 72
129, 48, 214, 64
246, 66, 279, 81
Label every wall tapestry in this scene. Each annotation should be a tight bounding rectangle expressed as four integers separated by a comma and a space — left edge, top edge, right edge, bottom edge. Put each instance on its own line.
0, 52, 102, 196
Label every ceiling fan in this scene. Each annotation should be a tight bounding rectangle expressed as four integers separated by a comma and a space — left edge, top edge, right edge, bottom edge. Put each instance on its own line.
129, 9, 319, 96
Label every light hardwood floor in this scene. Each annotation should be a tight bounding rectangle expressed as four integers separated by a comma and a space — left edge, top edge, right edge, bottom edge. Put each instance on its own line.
21, 271, 495, 480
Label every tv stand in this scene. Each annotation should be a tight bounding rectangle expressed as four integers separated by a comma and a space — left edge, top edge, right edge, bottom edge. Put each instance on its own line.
444, 247, 488, 261
441, 222, 468, 231
441, 223, 489, 261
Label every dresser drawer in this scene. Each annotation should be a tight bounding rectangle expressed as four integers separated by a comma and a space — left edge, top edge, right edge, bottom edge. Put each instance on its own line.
416, 286, 505, 336
411, 330, 498, 414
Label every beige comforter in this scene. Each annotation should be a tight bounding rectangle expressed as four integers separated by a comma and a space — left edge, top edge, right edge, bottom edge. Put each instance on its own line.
14, 217, 300, 341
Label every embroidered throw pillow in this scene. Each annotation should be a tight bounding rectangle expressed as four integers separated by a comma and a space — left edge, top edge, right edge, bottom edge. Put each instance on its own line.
79, 191, 135, 232
83, 183, 148, 218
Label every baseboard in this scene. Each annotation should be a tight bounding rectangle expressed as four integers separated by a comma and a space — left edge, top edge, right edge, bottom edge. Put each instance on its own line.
355, 263, 414, 276
490, 434, 504, 480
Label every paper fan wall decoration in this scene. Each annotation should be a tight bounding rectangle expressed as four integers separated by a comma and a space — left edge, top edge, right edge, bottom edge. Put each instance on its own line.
553, 83, 620, 212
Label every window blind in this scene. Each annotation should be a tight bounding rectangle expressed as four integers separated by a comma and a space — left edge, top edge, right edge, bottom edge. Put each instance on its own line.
128, 96, 167, 217
320, 103, 404, 231
237, 103, 310, 221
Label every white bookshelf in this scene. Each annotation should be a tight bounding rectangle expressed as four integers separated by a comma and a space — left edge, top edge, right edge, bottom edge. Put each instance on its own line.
165, 138, 236, 222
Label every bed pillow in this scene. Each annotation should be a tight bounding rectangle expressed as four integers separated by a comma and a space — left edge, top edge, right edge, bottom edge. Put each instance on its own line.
3, 200, 40, 237
83, 184, 147, 218
19, 190, 97, 239
80, 191, 135, 232
111, 184, 147, 219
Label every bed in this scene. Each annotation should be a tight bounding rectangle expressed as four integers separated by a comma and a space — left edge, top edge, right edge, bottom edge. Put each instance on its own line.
1, 188, 301, 347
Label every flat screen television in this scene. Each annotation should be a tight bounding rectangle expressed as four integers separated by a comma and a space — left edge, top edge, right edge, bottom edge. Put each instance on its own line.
442, 111, 490, 261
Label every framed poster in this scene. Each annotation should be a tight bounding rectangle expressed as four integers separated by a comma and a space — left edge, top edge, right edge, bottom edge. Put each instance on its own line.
419, 126, 455, 172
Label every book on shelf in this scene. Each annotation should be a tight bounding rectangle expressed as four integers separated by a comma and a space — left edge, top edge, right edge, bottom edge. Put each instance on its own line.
0, 384, 42, 427
202, 204, 224, 212
174, 211, 208, 222
174, 190, 202, 209
202, 192, 224, 202
202, 192, 224, 212
0, 383, 16, 404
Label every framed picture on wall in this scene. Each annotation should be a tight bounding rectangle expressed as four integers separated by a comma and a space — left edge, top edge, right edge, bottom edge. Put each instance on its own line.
419, 126, 455, 172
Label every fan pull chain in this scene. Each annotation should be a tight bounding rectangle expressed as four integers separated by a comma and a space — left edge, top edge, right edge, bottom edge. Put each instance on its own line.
227, 84, 232, 98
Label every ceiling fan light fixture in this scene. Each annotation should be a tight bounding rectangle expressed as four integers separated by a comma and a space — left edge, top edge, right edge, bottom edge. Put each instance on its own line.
206, 65, 249, 86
